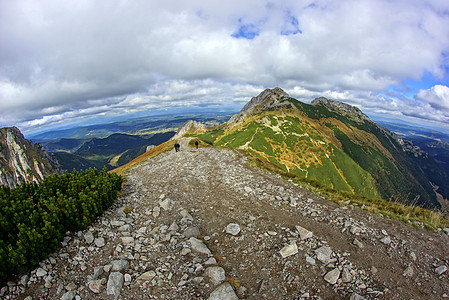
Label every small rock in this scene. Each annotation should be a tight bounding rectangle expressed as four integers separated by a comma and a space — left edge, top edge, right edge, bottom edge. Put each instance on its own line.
403, 265, 414, 277
204, 266, 226, 286
410, 252, 417, 261
380, 236, 391, 245
353, 238, 364, 249
168, 221, 179, 232
296, 225, 313, 240
36, 267, 47, 277
124, 274, 132, 282
88, 280, 104, 294
118, 224, 133, 232
208, 282, 239, 300
350, 226, 363, 235
181, 248, 192, 256
205, 257, 218, 265
350, 293, 367, 300
324, 268, 340, 284
180, 209, 194, 221
160, 198, 172, 210
443, 228, 449, 235
341, 268, 353, 283
153, 206, 160, 218
279, 242, 298, 258
184, 226, 200, 238
305, 255, 316, 265
137, 271, 156, 281
107, 272, 124, 298
60, 291, 76, 300
189, 237, 212, 256
94, 237, 105, 248
111, 259, 129, 272
315, 246, 332, 263
435, 265, 448, 275
225, 223, 241, 236
92, 266, 104, 280
65, 282, 77, 291
84, 231, 94, 244
121, 237, 134, 244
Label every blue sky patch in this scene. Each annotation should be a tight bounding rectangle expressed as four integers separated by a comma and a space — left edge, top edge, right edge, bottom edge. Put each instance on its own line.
231, 19, 260, 39
281, 14, 302, 36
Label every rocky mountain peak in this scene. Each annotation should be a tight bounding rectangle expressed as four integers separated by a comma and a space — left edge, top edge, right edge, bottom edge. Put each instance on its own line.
0, 126, 61, 189
227, 87, 292, 125
311, 97, 370, 123
172, 120, 207, 139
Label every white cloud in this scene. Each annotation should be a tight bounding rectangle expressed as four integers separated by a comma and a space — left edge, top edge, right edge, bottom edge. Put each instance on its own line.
1, 0, 449, 132
416, 85, 449, 110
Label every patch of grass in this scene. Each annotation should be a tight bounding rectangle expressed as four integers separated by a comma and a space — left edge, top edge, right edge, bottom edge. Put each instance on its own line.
188, 138, 212, 148
226, 276, 241, 288
243, 150, 449, 231
110, 140, 176, 176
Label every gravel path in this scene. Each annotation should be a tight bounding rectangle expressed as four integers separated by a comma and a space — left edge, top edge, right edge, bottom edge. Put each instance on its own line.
5, 138, 449, 299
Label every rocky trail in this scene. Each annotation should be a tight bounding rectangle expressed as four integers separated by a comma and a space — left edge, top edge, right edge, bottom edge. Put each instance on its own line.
3, 138, 449, 299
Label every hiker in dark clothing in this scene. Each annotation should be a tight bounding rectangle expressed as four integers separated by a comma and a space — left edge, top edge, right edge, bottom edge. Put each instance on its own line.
174, 142, 180, 152
195, 140, 199, 149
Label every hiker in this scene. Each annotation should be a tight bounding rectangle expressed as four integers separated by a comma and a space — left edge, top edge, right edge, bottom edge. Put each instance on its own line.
195, 140, 199, 149
174, 142, 180, 152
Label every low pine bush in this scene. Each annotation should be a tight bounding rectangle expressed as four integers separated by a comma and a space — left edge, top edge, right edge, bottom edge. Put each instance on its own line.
0, 168, 123, 284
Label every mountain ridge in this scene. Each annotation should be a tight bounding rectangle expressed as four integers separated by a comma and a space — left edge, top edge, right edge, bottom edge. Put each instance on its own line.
188, 88, 449, 210
0, 127, 61, 189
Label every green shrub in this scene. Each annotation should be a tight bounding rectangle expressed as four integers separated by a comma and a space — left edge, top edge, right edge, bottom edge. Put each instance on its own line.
0, 168, 123, 284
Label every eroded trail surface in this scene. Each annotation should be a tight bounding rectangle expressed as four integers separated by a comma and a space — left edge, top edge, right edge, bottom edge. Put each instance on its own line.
10, 139, 449, 299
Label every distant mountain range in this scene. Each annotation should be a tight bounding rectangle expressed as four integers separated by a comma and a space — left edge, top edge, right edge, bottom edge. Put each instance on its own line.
189, 88, 449, 210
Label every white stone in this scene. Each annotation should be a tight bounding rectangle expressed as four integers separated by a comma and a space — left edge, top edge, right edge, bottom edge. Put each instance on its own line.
305, 255, 316, 265
204, 266, 226, 286
84, 231, 94, 244
88, 280, 104, 294
225, 223, 241, 236
111, 259, 129, 272
279, 242, 298, 258
107, 272, 124, 298
208, 282, 239, 300
94, 237, 105, 247
36, 268, 47, 277
295, 225, 313, 240
121, 237, 134, 244
435, 265, 448, 275
159, 198, 172, 210
380, 236, 391, 245
324, 268, 340, 284
189, 237, 212, 256
137, 270, 156, 281
315, 246, 332, 263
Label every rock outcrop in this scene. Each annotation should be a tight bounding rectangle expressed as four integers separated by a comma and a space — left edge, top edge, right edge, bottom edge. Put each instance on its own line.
0, 127, 61, 189
172, 120, 207, 139
227, 87, 292, 126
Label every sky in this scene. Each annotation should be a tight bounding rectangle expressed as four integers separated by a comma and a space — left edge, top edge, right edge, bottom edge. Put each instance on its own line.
1, 0, 449, 135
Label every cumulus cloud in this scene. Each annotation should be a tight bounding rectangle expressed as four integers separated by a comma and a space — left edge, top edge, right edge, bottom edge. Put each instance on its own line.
416, 85, 449, 110
0, 0, 449, 132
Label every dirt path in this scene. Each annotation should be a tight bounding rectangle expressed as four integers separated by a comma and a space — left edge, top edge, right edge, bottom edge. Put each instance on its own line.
6, 142, 449, 299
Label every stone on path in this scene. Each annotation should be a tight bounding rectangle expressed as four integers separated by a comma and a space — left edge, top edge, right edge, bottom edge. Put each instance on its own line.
435, 265, 448, 275
204, 266, 226, 286
184, 226, 200, 238
107, 272, 124, 299
94, 237, 105, 248
36, 268, 47, 277
208, 282, 239, 300
324, 268, 340, 284
60, 291, 76, 300
111, 259, 129, 272
225, 223, 241, 236
315, 246, 332, 263
279, 242, 298, 258
84, 231, 94, 244
88, 279, 105, 294
296, 225, 313, 240
403, 265, 414, 277
189, 237, 212, 256
137, 271, 156, 281
380, 236, 391, 245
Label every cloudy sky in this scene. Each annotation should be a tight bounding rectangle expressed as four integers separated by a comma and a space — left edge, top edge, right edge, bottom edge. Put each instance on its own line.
1, 0, 449, 135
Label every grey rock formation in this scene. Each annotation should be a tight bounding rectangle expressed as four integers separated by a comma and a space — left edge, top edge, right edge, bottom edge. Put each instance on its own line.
0, 127, 61, 188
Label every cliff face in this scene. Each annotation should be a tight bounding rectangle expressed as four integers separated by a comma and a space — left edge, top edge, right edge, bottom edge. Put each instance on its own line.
0, 127, 61, 189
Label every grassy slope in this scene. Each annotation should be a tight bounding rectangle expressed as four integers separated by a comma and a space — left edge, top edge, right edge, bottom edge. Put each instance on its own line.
193, 98, 441, 209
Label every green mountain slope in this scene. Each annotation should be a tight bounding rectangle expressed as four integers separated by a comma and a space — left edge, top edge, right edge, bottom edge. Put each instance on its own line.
193, 88, 448, 209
